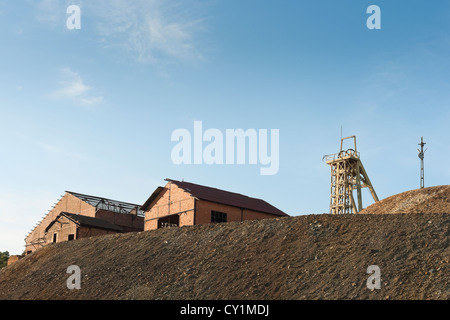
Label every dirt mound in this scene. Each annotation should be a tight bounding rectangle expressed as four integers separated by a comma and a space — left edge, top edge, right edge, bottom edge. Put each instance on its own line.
0, 213, 448, 300
360, 185, 450, 214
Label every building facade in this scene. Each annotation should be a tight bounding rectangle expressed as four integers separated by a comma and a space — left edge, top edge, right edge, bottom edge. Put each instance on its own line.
25, 191, 144, 254
143, 179, 288, 230
45, 212, 124, 245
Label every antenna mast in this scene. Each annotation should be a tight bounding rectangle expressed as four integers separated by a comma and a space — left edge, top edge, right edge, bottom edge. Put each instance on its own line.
418, 137, 427, 189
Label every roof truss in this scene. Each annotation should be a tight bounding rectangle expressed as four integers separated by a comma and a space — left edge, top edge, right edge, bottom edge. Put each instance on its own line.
67, 191, 144, 216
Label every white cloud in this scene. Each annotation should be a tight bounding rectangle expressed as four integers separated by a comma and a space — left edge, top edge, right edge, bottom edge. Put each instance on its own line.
92, 0, 206, 64
48, 68, 103, 107
33, 0, 207, 64
33, 0, 72, 26
80, 96, 104, 107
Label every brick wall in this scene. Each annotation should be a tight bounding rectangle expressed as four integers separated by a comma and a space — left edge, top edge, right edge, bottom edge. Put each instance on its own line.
45, 215, 78, 244
144, 182, 195, 230
95, 210, 144, 232
144, 182, 281, 231
45, 215, 121, 242
7, 255, 22, 266
25, 192, 142, 254
77, 226, 118, 239
196, 200, 280, 225
25, 193, 95, 254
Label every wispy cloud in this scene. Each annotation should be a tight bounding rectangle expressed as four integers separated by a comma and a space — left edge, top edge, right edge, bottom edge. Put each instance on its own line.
33, 0, 207, 64
93, 0, 205, 64
48, 68, 103, 107
33, 0, 73, 27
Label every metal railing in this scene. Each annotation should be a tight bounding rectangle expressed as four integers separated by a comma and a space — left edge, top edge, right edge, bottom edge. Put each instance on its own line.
323, 149, 360, 162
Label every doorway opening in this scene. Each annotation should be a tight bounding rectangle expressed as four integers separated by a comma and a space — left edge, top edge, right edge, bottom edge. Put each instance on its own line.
158, 214, 180, 229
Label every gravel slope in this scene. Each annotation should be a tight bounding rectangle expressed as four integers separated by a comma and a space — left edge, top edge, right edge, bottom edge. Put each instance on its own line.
360, 185, 450, 214
0, 213, 448, 300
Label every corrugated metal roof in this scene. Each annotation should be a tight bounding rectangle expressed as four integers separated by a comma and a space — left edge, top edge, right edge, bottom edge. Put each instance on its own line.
165, 179, 288, 217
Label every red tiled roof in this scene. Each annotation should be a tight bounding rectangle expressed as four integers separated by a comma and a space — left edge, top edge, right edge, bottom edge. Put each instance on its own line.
165, 179, 288, 217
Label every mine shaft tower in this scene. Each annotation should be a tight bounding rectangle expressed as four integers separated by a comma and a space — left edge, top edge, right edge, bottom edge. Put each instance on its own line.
323, 136, 379, 214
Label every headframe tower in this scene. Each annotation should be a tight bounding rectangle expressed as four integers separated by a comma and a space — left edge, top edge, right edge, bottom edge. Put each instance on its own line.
323, 136, 379, 214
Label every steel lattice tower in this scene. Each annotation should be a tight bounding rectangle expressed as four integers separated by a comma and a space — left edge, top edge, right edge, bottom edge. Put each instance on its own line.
418, 137, 427, 189
323, 136, 379, 214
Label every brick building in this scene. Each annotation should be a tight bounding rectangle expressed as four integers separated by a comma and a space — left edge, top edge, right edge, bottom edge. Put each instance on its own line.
143, 179, 288, 230
7, 255, 22, 266
25, 191, 144, 254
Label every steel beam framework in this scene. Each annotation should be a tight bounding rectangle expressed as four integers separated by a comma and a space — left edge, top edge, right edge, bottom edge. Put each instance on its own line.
324, 136, 379, 214
67, 191, 144, 217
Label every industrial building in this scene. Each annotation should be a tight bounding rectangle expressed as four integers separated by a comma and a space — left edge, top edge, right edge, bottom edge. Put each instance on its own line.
23, 180, 287, 255
142, 179, 288, 230
25, 191, 144, 254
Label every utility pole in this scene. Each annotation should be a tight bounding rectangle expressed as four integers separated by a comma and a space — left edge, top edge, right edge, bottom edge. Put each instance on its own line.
417, 137, 427, 189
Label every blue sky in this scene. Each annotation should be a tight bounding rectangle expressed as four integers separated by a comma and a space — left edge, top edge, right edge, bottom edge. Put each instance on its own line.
2, 0, 450, 255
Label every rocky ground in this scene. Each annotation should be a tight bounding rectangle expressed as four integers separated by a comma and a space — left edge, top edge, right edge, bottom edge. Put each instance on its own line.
360, 185, 450, 214
0, 212, 448, 300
